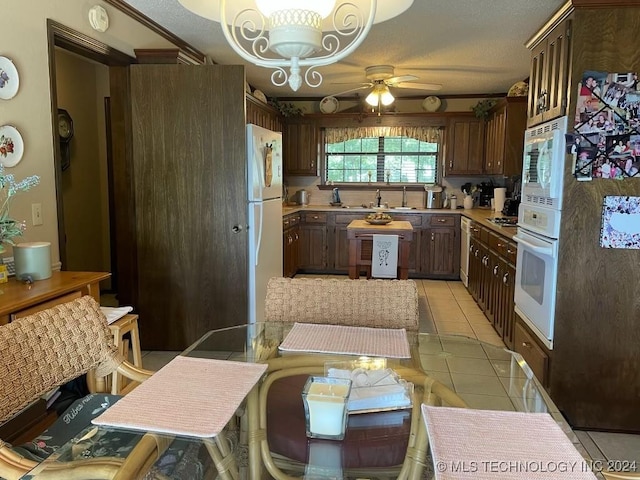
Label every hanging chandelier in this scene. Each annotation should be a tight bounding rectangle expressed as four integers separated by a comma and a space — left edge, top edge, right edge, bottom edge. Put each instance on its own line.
178, 0, 414, 91
365, 83, 394, 107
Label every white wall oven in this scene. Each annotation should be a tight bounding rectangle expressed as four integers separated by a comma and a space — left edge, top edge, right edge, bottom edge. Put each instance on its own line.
514, 116, 567, 350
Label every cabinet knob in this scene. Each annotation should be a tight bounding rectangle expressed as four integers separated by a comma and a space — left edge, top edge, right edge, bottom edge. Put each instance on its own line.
431, 232, 435, 241
493, 265, 499, 275
232, 225, 243, 233
507, 248, 514, 254
313, 215, 319, 219
474, 249, 479, 258
522, 341, 532, 349
503, 273, 509, 284
294, 232, 299, 241
469, 245, 474, 253
438, 218, 446, 223
497, 242, 503, 248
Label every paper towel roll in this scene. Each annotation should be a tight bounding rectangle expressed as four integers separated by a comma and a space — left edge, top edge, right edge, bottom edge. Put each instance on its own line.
494, 188, 507, 213
14, 242, 52, 280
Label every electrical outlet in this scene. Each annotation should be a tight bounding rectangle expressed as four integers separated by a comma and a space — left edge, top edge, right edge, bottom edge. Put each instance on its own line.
32, 203, 43, 226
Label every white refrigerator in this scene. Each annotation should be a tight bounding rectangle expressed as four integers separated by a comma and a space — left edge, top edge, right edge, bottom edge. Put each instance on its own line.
247, 124, 283, 324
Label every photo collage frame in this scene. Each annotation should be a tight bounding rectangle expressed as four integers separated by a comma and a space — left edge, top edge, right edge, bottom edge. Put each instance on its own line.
570, 71, 640, 180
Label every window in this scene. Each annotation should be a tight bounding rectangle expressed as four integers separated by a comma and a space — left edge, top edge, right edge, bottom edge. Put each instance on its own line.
324, 127, 441, 184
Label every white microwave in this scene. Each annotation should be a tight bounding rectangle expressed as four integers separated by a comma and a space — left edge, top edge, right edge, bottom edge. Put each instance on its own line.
521, 116, 568, 211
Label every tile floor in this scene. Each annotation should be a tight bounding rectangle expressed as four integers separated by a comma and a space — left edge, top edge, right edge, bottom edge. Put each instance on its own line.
110, 277, 639, 475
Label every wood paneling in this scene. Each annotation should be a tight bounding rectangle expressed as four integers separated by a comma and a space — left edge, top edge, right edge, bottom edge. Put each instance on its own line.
131, 65, 248, 350
552, 7, 640, 432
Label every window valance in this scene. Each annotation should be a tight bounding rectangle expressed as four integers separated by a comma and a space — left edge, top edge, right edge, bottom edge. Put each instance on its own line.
324, 126, 442, 144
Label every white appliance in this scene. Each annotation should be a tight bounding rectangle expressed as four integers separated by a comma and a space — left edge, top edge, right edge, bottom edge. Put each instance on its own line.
460, 216, 471, 287
513, 115, 568, 350
247, 124, 283, 324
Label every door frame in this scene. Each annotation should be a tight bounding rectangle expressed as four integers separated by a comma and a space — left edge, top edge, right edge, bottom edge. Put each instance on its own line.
46, 20, 137, 302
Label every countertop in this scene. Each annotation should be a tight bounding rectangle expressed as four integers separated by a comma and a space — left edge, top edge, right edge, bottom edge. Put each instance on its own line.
282, 205, 519, 240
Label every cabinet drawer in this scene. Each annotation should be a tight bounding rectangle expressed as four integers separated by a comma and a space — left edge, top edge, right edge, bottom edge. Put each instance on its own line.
489, 232, 509, 257
470, 223, 489, 243
303, 212, 327, 224
428, 215, 455, 227
514, 321, 548, 385
334, 213, 362, 225
393, 214, 423, 226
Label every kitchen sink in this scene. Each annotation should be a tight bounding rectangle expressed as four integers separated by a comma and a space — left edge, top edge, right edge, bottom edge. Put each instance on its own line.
391, 206, 416, 210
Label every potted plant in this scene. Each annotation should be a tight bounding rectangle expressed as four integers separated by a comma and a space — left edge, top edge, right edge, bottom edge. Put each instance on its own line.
0, 164, 40, 253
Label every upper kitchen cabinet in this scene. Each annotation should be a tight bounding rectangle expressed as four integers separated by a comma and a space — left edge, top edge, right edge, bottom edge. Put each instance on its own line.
246, 94, 283, 132
483, 97, 527, 176
526, 8, 572, 127
444, 116, 485, 176
283, 117, 320, 176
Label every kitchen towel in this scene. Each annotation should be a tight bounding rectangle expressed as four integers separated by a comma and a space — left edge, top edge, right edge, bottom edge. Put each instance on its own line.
371, 234, 398, 278
494, 187, 507, 213
100, 306, 134, 325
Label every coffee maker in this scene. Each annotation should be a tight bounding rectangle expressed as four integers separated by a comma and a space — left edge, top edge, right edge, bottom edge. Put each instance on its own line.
478, 182, 494, 207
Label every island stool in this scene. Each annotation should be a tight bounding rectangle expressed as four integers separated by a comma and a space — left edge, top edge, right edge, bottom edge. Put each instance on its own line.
108, 314, 143, 394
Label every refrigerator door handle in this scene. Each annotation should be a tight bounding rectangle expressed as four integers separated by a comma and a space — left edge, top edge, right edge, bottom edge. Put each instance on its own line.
255, 202, 264, 266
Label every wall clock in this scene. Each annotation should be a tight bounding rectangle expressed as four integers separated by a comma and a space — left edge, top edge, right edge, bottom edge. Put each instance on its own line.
58, 109, 73, 171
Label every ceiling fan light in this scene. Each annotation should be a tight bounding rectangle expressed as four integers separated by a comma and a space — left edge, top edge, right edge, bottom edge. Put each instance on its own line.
380, 87, 394, 105
365, 90, 379, 107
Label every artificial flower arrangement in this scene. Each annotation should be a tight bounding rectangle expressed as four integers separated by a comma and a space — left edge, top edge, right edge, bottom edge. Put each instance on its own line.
0, 164, 40, 253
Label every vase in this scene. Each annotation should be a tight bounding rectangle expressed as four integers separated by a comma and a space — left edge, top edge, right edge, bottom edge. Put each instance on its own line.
463, 195, 474, 209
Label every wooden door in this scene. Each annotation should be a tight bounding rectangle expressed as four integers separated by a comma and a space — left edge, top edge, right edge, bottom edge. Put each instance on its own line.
424, 227, 457, 277
445, 118, 484, 175
543, 18, 571, 122
299, 225, 327, 270
130, 65, 247, 350
527, 39, 548, 127
284, 118, 319, 175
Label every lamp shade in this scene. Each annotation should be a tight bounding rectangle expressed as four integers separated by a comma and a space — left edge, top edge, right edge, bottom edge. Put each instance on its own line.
256, 0, 336, 18
365, 84, 394, 106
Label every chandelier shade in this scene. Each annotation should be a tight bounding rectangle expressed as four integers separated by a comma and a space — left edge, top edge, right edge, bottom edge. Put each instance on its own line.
178, 0, 414, 91
366, 84, 395, 107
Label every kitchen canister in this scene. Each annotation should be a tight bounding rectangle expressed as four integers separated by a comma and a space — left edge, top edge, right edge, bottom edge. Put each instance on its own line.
13, 241, 52, 280
463, 195, 474, 209
449, 194, 457, 210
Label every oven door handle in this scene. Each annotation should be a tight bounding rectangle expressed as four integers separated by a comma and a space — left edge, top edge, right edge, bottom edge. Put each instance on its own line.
513, 234, 554, 256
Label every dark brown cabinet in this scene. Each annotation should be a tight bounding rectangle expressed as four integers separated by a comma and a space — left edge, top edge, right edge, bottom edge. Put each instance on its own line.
246, 95, 283, 132
483, 97, 527, 176
467, 222, 516, 348
420, 215, 459, 278
298, 212, 328, 270
526, 16, 572, 127
444, 116, 485, 176
283, 117, 319, 176
283, 213, 300, 277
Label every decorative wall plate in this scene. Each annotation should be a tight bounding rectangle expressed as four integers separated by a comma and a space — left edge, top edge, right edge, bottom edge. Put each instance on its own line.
0, 125, 24, 167
0, 56, 19, 100
252, 89, 267, 103
320, 96, 339, 114
422, 96, 441, 112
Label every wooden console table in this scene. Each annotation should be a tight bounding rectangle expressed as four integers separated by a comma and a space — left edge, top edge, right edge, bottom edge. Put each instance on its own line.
347, 220, 414, 279
0, 271, 110, 325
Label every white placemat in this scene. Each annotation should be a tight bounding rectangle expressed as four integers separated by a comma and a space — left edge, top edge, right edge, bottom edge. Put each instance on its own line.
92, 356, 267, 437
421, 405, 597, 479
279, 323, 411, 358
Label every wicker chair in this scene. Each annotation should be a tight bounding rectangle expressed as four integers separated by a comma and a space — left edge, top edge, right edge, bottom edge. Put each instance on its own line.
0, 296, 154, 480
264, 277, 419, 332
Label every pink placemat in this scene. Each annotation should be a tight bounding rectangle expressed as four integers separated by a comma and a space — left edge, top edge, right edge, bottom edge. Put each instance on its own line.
279, 323, 411, 358
421, 405, 597, 479
92, 356, 267, 438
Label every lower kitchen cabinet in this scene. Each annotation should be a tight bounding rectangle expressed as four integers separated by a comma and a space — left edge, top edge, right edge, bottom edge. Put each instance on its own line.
421, 215, 460, 278
298, 212, 328, 270
467, 222, 516, 348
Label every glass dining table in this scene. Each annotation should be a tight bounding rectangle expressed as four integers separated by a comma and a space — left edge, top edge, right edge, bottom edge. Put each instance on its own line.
23, 322, 565, 480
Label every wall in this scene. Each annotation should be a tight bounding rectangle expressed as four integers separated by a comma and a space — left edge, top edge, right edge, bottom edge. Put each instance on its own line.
0, 0, 180, 266
55, 48, 111, 277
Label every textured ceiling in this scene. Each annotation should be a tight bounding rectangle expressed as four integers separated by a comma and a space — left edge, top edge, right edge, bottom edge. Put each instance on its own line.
120, 0, 565, 99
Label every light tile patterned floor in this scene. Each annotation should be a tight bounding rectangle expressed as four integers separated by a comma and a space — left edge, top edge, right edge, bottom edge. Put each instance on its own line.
123, 277, 638, 475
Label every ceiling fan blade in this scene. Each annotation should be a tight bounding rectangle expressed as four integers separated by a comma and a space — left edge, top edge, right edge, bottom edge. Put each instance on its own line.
386, 75, 418, 85
331, 85, 371, 96
394, 82, 443, 91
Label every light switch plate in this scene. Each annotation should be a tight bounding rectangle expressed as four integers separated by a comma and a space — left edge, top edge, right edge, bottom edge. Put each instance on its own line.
32, 203, 43, 226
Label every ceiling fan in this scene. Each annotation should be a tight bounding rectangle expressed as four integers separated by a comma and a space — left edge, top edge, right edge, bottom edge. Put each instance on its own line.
330, 65, 442, 106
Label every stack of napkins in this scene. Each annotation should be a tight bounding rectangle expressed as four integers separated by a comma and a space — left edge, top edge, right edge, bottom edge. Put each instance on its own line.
100, 306, 133, 325
327, 367, 412, 413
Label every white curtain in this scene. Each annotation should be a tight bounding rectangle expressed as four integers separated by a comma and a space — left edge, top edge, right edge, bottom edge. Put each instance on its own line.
324, 126, 442, 144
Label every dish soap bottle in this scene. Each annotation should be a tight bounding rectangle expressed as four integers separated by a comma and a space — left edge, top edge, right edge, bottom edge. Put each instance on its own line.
332, 187, 341, 204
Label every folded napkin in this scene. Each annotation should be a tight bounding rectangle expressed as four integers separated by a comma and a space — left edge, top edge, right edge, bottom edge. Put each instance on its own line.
100, 306, 133, 325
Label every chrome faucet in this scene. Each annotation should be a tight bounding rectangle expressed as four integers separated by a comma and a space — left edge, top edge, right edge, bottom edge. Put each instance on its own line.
375, 189, 382, 207
402, 186, 407, 207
